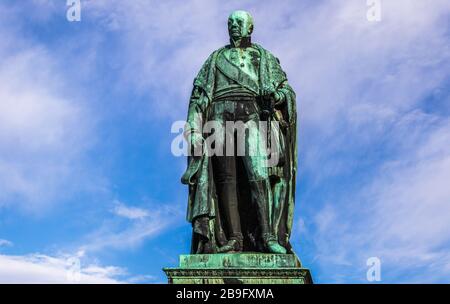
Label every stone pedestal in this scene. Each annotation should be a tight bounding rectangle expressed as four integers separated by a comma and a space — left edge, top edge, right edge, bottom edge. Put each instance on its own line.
163, 253, 312, 284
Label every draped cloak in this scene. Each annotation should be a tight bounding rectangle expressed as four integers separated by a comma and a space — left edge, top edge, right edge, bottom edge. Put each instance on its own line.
181, 43, 297, 254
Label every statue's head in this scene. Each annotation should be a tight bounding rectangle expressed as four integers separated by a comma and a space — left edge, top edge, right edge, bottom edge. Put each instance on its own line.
228, 10, 254, 41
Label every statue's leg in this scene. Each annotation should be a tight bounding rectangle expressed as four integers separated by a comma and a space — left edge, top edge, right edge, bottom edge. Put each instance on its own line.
208, 104, 243, 253
242, 115, 287, 254
271, 176, 287, 242
213, 155, 243, 251
211, 116, 243, 252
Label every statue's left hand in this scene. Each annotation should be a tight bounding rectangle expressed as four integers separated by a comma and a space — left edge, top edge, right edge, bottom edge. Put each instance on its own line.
262, 86, 282, 103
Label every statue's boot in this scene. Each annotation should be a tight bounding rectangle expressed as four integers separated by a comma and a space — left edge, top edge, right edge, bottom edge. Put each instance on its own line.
217, 236, 243, 253
249, 179, 287, 254
216, 181, 243, 253
265, 239, 287, 254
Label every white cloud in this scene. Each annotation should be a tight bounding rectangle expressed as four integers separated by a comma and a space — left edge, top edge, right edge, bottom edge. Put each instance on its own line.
112, 200, 149, 220
127, 274, 159, 284
302, 116, 450, 283
82, 203, 182, 252
0, 5, 97, 212
81, 0, 449, 123
0, 239, 13, 248
0, 253, 124, 284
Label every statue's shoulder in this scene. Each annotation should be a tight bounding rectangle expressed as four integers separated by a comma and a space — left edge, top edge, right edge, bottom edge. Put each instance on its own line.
198, 46, 228, 70
194, 46, 229, 88
197, 47, 221, 70
216, 45, 229, 52
252, 43, 281, 64
207, 45, 229, 59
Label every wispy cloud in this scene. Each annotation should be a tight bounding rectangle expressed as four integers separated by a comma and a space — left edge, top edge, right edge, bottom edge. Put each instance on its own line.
0, 4, 98, 213
112, 200, 150, 220
81, 201, 183, 252
0, 252, 124, 284
298, 116, 450, 283
0, 239, 13, 248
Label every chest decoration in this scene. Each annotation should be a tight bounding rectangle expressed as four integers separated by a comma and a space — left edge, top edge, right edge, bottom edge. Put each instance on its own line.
216, 49, 260, 94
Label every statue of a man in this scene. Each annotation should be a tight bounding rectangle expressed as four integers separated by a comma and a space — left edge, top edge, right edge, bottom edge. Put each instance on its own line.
182, 11, 297, 255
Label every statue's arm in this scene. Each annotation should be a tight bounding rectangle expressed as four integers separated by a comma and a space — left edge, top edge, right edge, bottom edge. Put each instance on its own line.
184, 86, 209, 150
264, 52, 297, 127
184, 50, 217, 151
270, 55, 295, 106
260, 50, 295, 109
274, 80, 294, 106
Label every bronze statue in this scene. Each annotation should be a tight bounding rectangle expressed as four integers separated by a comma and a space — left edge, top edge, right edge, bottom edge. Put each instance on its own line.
182, 10, 297, 255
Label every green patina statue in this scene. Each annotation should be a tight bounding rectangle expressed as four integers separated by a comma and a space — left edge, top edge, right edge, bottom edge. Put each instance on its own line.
181, 10, 297, 256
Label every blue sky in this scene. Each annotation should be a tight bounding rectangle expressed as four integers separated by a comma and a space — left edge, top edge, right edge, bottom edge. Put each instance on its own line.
0, 0, 449, 283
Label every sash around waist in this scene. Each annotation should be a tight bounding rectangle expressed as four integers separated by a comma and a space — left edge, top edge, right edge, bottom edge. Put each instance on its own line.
213, 83, 257, 102
213, 95, 257, 102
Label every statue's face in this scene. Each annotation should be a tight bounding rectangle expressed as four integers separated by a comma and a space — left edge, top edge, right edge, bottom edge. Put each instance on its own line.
228, 11, 253, 40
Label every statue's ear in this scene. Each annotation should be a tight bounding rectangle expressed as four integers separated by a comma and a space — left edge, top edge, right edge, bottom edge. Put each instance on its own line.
248, 23, 254, 35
